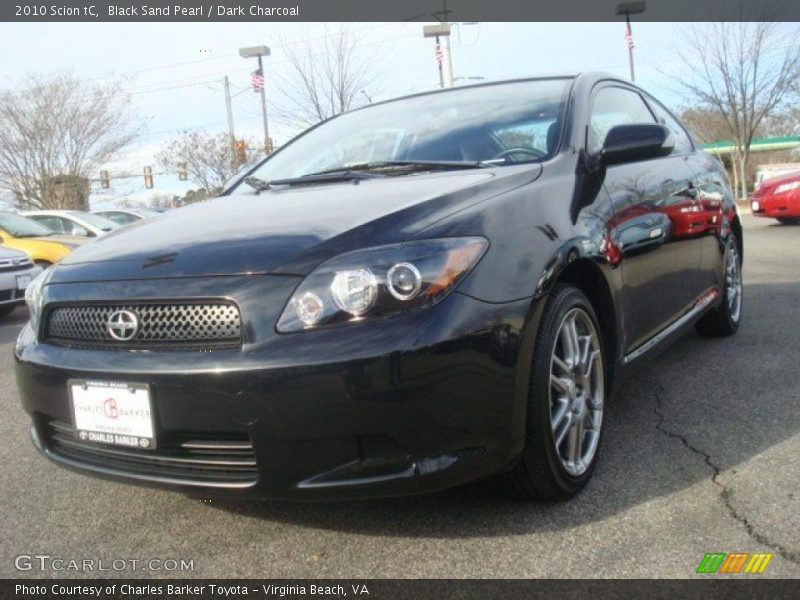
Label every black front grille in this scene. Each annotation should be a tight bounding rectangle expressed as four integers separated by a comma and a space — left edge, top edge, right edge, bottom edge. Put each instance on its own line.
0, 289, 16, 302
43, 420, 258, 486
44, 302, 242, 350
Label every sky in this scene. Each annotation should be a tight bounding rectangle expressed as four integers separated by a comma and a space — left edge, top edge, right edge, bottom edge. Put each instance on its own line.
0, 20, 774, 207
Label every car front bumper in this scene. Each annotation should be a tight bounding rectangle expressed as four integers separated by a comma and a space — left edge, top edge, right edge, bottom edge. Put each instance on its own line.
0, 264, 41, 306
15, 274, 534, 500
751, 191, 800, 218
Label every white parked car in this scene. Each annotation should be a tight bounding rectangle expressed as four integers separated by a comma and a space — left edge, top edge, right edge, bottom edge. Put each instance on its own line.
92, 207, 162, 226
21, 210, 121, 238
0, 246, 42, 318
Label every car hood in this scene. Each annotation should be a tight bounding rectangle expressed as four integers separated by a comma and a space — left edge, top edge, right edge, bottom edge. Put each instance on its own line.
758, 171, 800, 194
52, 167, 541, 283
0, 246, 27, 260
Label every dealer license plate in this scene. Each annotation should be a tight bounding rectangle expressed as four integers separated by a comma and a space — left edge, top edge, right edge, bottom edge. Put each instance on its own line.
68, 380, 155, 449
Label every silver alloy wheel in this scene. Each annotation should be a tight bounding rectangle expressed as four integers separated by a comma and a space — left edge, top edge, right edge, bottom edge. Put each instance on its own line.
726, 243, 743, 323
549, 308, 604, 476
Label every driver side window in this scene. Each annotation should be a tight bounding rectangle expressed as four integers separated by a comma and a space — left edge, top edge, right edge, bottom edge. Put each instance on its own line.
588, 86, 656, 154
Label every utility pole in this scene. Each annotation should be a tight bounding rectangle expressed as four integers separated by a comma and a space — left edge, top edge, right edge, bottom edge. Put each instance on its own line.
223, 76, 236, 168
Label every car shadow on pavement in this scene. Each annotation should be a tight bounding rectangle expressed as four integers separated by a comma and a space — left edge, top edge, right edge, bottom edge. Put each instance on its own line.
210, 281, 800, 539
0, 307, 29, 345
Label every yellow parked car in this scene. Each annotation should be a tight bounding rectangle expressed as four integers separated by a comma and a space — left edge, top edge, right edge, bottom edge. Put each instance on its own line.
0, 211, 86, 267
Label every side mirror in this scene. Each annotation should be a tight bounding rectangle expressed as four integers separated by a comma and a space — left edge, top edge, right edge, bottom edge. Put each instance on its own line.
601, 123, 674, 166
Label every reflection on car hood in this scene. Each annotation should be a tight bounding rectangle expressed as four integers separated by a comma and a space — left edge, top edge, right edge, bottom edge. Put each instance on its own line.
52, 167, 540, 282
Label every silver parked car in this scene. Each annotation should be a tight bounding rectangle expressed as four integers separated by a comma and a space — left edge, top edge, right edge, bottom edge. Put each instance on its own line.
0, 246, 42, 318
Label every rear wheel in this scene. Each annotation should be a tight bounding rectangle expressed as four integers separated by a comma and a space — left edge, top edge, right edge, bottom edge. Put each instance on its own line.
497, 285, 606, 501
696, 236, 742, 337
777, 218, 800, 225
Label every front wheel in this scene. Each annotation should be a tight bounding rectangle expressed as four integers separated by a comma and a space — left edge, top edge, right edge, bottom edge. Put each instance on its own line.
695, 236, 742, 337
497, 285, 606, 501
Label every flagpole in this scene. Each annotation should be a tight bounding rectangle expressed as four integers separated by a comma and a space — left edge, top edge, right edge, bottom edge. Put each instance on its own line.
240, 46, 272, 156
616, 2, 645, 83
626, 13, 635, 82
257, 55, 271, 153
435, 35, 444, 88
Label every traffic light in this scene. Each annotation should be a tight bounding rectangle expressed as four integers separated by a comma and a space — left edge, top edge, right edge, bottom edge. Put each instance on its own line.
235, 140, 247, 165
144, 166, 154, 189
177, 162, 187, 181
99, 170, 110, 189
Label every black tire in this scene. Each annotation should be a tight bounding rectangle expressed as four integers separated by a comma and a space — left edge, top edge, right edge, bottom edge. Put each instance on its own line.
0, 305, 16, 318
34, 260, 52, 269
695, 235, 742, 337
777, 218, 800, 225
496, 284, 606, 501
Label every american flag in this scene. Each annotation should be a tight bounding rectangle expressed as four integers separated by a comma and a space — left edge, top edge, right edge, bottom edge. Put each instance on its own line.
434, 43, 445, 66
250, 67, 265, 91
624, 25, 634, 50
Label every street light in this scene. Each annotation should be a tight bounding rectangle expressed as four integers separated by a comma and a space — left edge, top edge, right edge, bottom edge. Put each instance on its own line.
239, 45, 272, 153
615, 1, 646, 82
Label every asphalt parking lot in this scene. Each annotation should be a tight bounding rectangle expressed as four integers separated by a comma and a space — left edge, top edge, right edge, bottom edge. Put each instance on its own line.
1, 213, 798, 579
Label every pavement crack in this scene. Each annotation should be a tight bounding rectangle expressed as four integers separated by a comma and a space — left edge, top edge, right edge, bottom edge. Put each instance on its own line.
652, 388, 800, 567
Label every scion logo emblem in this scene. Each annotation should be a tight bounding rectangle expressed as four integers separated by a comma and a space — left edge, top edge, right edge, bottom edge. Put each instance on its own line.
103, 398, 119, 419
107, 310, 139, 341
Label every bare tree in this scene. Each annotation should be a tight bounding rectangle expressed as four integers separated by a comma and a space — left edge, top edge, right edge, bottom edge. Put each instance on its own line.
273, 28, 381, 129
0, 72, 140, 209
156, 131, 262, 195
673, 20, 800, 198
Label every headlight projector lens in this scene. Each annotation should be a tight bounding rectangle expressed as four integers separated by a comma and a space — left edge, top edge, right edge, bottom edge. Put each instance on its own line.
330, 268, 378, 315
386, 262, 422, 301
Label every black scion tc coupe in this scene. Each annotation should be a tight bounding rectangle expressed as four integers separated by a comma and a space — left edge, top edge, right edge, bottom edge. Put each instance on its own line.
16, 73, 743, 501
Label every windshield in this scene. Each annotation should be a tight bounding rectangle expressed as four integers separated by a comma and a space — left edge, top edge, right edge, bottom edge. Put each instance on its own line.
72, 211, 121, 231
239, 79, 571, 187
0, 212, 56, 237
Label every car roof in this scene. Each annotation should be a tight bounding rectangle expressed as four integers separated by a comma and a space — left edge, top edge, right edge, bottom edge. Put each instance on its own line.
348, 72, 623, 114
24, 210, 84, 217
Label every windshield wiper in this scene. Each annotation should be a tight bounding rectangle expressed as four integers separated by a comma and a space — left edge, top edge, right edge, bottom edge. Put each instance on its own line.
307, 160, 487, 176
243, 160, 488, 193
269, 170, 386, 186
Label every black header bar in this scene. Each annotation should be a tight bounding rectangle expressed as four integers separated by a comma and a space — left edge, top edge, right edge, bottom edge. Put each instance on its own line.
3, 0, 800, 22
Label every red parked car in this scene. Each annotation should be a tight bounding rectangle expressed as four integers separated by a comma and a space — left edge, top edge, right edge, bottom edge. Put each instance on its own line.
751, 171, 800, 224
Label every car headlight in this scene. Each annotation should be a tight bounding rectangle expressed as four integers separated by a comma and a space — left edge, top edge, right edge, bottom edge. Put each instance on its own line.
25, 268, 51, 335
277, 237, 488, 332
774, 181, 800, 195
